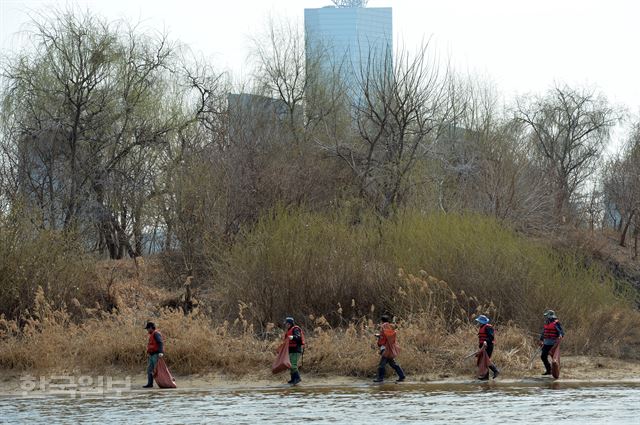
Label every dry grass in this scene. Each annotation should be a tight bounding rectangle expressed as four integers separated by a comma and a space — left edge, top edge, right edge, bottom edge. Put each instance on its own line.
0, 295, 538, 377
2, 269, 636, 378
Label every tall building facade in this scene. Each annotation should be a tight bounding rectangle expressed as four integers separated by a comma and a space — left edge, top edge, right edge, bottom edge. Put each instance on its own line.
304, 5, 392, 97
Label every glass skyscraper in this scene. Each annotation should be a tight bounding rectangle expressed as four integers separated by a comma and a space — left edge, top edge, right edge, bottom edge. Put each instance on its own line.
304, 5, 393, 95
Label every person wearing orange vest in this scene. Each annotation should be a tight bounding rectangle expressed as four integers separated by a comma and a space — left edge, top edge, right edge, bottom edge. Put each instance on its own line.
539, 310, 564, 375
475, 315, 500, 380
373, 314, 405, 383
284, 317, 304, 385
143, 321, 164, 388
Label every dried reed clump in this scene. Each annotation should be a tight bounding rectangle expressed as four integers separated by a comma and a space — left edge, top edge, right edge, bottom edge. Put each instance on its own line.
0, 288, 542, 377
561, 306, 640, 358
0, 290, 638, 378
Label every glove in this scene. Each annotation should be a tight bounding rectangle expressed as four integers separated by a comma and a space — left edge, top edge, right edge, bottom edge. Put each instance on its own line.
159, 353, 164, 357
289, 335, 294, 340
379, 345, 386, 354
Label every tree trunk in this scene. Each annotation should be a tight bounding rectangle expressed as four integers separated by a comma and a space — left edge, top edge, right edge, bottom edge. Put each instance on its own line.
132, 206, 143, 257
619, 210, 636, 247
103, 220, 119, 259
164, 220, 173, 251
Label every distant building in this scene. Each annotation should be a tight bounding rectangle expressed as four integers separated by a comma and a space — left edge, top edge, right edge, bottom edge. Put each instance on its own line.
304, 4, 392, 99
18, 125, 74, 229
227, 93, 296, 143
603, 198, 623, 230
227, 93, 290, 122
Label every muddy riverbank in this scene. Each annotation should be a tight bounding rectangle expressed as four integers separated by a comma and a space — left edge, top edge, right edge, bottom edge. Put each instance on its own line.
1, 355, 638, 396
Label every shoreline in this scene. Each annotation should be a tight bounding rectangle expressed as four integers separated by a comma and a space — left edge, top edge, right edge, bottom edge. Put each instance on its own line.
2, 355, 639, 397
2, 376, 640, 399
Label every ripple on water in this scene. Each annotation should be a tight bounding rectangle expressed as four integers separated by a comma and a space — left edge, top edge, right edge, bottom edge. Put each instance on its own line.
2, 382, 639, 424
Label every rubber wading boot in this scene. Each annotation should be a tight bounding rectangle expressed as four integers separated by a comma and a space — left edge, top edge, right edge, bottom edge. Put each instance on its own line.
143, 374, 153, 388
490, 365, 500, 379
478, 373, 490, 381
290, 372, 301, 385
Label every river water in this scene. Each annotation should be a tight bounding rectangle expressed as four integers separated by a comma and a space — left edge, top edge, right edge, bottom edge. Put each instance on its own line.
2, 381, 639, 424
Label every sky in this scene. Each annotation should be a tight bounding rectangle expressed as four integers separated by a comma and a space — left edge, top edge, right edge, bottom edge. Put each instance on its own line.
1, 0, 639, 147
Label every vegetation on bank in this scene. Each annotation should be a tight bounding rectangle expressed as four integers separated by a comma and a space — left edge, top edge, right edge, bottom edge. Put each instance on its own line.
218, 208, 639, 357
0, 208, 638, 375
0, 297, 537, 377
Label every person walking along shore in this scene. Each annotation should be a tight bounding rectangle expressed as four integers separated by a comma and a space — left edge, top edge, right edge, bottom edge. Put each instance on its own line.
143, 321, 164, 388
540, 310, 564, 376
284, 317, 305, 385
475, 315, 499, 380
373, 315, 405, 383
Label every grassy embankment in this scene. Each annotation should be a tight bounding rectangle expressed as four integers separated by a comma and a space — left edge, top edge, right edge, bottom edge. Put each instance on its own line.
0, 210, 638, 379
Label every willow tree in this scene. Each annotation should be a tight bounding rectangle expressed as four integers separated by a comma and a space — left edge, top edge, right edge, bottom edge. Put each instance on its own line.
516, 85, 618, 221
1, 9, 186, 258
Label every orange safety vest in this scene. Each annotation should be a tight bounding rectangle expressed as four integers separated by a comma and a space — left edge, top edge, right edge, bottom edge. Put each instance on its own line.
543, 320, 560, 340
378, 322, 396, 346
285, 325, 305, 350
478, 324, 494, 345
147, 330, 161, 354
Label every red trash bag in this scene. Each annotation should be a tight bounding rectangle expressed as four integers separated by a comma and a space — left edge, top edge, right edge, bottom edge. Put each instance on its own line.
382, 328, 401, 359
476, 347, 491, 379
550, 342, 561, 379
153, 357, 177, 388
272, 341, 291, 374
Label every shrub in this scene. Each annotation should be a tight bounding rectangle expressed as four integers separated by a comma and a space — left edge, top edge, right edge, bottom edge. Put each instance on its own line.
218, 207, 638, 354
0, 208, 97, 320
218, 207, 393, 327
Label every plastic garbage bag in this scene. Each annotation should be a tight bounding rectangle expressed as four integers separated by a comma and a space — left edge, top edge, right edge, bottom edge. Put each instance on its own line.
154, 357, 177, 388
476, 346, 491, 378
550, 342, 561, 379
272, 341, 291, 374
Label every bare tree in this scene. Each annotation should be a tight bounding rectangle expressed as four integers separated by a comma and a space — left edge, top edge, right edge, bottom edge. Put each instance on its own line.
251, 19, 309, 145
516, 85, 618, 221
602, 123, 640, 247
2, 10, 118, 230
245, 19, 349, 212
430, 77, 555, 229
327, 42, 450, 216
576, 187, 605, 232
